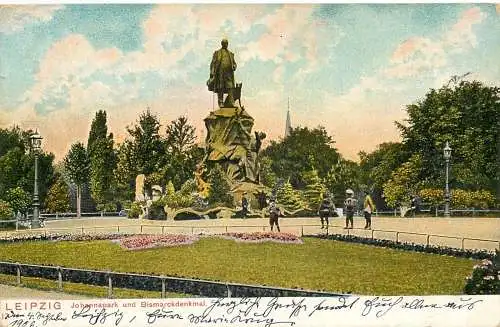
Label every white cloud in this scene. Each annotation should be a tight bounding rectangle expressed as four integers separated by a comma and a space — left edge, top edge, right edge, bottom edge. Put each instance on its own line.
385, 7, 487, 79
0, 5, 63, 34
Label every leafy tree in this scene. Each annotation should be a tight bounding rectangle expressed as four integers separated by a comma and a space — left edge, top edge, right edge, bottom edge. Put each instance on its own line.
0, 127, 55, 207
4, 187, 31, 216
126, 109, 165, 176
207, 164, 233, 207
0, 200, 14, 220
165, 116, 196, 155
325, 158, 359, 204
358, 142, 408, 209
276, 180, 304, 210
302, 169, 326, 209
45, 177, 71, 213
262, 126, 340, 188
383, 154, 423, 208
87, 110, 116, 207
64, 142, 90, 217
396, 80, 500, 195
163, 117, 203, 190
259, 156, 277, 188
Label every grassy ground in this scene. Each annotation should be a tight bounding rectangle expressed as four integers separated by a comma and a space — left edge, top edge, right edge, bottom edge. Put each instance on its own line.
0, 274, 191, 298
0, 237, 476, 295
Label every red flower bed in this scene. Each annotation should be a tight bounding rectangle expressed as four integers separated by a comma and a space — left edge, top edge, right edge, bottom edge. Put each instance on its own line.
118, 234, 200, 250
217, 232, 303, 244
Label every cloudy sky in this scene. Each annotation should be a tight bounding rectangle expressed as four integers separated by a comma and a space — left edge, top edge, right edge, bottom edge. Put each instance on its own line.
0, 4, 499, 161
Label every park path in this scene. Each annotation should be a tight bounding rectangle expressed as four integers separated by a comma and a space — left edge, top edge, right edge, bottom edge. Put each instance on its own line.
1, 216, 499, 250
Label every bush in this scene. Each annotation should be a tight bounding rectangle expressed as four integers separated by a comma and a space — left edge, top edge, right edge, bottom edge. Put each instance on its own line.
128, 202, 142, 219
0, 200, 14, 220
464, 250, 500, 295
149, 199, 166, 220
96, 202, 117, 212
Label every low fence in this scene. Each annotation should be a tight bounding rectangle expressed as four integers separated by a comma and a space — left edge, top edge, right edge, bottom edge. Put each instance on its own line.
1, 222, 499, 250
0, 261, 345, 298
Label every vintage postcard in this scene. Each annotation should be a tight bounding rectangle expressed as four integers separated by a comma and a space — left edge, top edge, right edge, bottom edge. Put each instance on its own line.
0, 2, 499, 327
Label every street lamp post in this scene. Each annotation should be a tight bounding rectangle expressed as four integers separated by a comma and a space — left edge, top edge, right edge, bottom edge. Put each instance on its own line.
30, 130, 43, 228
443, 141, 452, 218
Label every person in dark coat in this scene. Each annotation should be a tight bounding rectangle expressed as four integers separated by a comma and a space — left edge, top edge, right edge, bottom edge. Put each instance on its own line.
208, 39, 237, 108
318, 193, 333, 229
269, 199, 281, 232
241, 192, 249, 219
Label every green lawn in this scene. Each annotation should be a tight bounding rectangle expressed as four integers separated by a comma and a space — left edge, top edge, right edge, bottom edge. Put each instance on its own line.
0, 274, 191, 298
0, 237, 476, 295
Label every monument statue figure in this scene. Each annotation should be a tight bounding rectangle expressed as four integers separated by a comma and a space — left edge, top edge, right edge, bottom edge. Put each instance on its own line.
207, 39, 237, 108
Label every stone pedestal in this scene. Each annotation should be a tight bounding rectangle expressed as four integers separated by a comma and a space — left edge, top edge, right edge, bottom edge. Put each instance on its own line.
204, 107, 264, 183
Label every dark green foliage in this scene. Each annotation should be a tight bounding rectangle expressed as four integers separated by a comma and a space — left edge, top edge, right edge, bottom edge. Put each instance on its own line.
302, 169, 326, 209
64, 142, 90, 217
4, 187, 31, 215
396, 81, 500, 196
464, 251, 499, 295
164, 117, 203, 190
64, 143, 89, 187
325, 158, 360, 204
262, 126, 340, 188
0, 127, 55, 208
128, 202, 142, 218
45, 178, 71, 213
207, 164, 233, 207
126, 109, 165, 177
276, 180, 304, 210
87, 110, 116, 207
0, 200, 14, 220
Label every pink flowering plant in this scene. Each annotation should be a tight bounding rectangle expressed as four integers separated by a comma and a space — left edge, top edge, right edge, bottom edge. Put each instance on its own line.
464, 250, 500, 294
216, 232, 303, 244
118, 234, 200, 250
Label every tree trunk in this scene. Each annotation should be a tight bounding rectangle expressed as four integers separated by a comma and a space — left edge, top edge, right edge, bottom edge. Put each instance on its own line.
77, 185, 81, 218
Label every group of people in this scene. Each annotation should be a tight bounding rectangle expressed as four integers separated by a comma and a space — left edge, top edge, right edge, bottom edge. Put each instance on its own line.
241, 188, 376, 232
319, 189, 375, 230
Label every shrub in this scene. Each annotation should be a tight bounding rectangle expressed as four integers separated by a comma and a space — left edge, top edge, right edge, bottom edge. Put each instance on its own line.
0, 200, 14, 220
128, 202, 142, 219
464, 250, 500, 295
96, 202, 117, 212
149, 199, 166, 220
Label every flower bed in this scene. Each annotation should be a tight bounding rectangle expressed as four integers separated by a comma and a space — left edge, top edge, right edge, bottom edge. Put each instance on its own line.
216, 232, 303, 244
118, 234, 200, 250
0, 232, 303, 249
464, 254, 500, 294
312, 234, 495, 260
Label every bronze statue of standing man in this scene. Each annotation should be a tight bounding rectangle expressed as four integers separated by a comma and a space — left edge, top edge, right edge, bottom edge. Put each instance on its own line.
207, 39, 237, 108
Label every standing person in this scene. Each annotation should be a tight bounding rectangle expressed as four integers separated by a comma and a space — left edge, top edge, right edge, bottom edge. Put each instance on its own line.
269, 199, 281, 232
207, 38, 237, 108
344, 189, 357, 229
241, 192, 249, 219
318, 193, 333, 229
363, 191, 376, 229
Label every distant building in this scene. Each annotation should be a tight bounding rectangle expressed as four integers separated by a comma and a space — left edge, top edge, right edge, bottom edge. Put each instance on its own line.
285, 98, 292, 137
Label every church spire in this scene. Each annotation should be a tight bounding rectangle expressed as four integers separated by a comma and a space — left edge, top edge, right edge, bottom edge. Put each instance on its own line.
285, 97, 292, 137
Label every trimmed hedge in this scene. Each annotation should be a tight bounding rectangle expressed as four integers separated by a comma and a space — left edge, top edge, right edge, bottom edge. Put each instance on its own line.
310, 234, 496, 260
0, 262, 345, 298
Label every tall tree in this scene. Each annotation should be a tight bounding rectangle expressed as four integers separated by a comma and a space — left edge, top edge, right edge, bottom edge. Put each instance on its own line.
396, 80, 500, 195
262, 126, 340, 188
164, 116, 203, 190
358, 142, 408, 209
64, 142, 90, 217
45, 177, 71, 214
0, 126, 55, 207
87, 110, 116, 208
126, 109, 165, 176
325, 158, 359, 204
